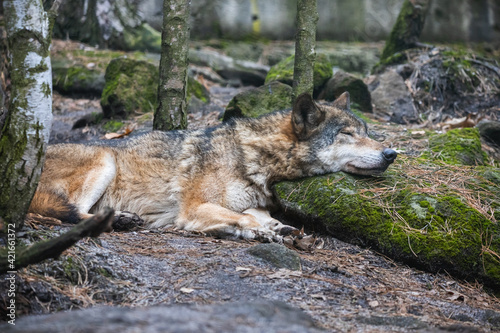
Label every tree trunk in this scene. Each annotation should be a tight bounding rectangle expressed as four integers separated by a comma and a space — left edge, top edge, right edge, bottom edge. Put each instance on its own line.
292, 0, 318, 101
154, 0, 190, 131
0, 0, 57, 229
380, 0, 429, 62
0, 4, 10, 134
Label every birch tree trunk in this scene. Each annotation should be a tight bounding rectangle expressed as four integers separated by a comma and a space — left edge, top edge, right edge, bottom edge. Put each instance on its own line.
292, 0, 318, 101
0, 0, 58, 229
380, 0, 429, 62
154, 0, 191, 131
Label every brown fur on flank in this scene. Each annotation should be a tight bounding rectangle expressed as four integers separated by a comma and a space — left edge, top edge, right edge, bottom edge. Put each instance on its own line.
29, 93, 397, 240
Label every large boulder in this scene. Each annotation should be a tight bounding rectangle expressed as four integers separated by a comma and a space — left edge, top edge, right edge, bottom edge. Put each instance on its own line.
317, 70, 372, 112
368, 69, 416, 124
264, 54, 332, 95
101, 58, 159, 119
274, 129, 500, 291
1, 301, 324, 333
222, 81, 292, 122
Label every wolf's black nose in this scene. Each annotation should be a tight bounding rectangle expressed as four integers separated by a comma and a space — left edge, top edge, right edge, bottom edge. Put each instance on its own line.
382, 148, 397, 162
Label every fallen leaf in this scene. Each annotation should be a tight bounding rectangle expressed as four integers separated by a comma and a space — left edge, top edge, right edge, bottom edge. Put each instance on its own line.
295, 234, 316, 251
411, 130, 426, 137
235, 267, 252, 272
180, 287, 194, 294
438, 114, 485, 131
369, 300, 379, 308
104, 125, 135, 140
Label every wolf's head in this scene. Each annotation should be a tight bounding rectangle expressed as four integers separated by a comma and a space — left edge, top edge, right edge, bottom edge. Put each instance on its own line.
292, 92, 397, 176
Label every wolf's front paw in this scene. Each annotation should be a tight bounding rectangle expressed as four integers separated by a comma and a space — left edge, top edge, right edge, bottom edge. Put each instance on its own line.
248, 228, 283, 244
113, 211, 144, 231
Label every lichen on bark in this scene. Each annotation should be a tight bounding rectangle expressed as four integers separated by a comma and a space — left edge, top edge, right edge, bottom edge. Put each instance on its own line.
292, 0, 319, 101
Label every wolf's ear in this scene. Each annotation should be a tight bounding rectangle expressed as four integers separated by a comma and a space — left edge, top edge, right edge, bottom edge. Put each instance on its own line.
292, 93, 325, 140
332, 91, 350, 110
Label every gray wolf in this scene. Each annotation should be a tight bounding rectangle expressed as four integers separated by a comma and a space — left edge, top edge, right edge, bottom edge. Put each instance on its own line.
29, 92, 397, 240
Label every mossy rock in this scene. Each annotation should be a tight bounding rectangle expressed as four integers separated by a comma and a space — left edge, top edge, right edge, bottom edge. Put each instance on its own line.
51, 47, 151, 98
119, 23, 162, 53
317, 70, 372, 112
52, 65, 105, 97
274, 156, 500, 291
424, 128, 488, 166
264, 54, 332, 94
478, 121, 500, 146
187, 76, 210, 104
222, 81, 292, 122
101, 57, 159, 119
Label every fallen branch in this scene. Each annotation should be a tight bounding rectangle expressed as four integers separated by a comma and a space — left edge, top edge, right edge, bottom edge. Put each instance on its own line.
0, 208, 114, 274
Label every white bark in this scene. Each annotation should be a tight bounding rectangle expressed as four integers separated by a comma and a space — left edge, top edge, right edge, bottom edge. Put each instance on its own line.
4, 0, 53, 145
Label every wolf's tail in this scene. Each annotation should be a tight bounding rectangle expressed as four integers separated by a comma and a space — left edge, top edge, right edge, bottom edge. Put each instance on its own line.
28, 190, 81, 224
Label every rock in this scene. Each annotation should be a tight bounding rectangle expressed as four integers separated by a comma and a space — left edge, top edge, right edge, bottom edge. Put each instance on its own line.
247, 243, 301, 271
118, 23, 161, 53
187, 76, 210, 104
53, 0, 160, 52
222, 82, 292, 121
317, 70, 372, 112
264, 54, 332, 95
425, 128, 488, 166
273, 129, 500, 290
369, 69, 416, 124
189, 49, 269, 86
355, 315, 428, 330
478, 121, 500, 146
101, 57, 159, 119
52, 65, 105, 98
1, 300, 324, 333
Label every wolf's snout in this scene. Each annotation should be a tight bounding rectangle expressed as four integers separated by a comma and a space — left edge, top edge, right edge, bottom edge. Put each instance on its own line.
382, 148, 397, 163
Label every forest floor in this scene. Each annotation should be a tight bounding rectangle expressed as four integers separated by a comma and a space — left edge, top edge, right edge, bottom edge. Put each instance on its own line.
2, 41, 500, 332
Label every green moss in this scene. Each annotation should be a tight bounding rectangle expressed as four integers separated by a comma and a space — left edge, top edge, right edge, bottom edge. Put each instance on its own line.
441, 50, 481, 93
372, 52, 407, 74
380, 0, 422, 61
121, 23, 161, 53
223, 81, 292, 121
265, 55, 295, 86
265, 54, 332, 91
101, 58, 159, 119
187, 76, 210, 103
102, 120, 124, 132
350, 103, 372, 123
423, 128, 488, 165
62, 256, 82, 284
274, 157, 500, 290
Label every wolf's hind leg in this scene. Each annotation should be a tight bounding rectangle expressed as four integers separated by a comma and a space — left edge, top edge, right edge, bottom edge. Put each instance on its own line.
72, 152, 117, 215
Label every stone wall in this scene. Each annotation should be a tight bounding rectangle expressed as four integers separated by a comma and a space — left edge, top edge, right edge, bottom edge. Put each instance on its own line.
137, 0, 499, 42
